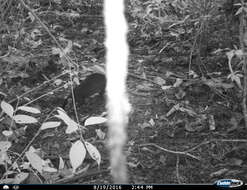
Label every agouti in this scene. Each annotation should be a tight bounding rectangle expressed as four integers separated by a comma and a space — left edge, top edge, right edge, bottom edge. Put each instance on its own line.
62, 73, 106, 108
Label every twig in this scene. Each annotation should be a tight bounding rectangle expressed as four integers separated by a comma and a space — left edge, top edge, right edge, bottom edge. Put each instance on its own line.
0, 49, 11, 58
140, 143, 200, 160
1, 108, 58, 181
55, 169, 110, 184
141, 138, 247, 162
18, 0, 77, 69
128, 73, 161, 86
18, 0, 83, 145
8, 71, 68, 105
21, 85, 65, 107
185, 138, 247, 153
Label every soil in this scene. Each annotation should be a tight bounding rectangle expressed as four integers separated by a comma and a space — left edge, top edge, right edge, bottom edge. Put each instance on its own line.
0, 0, 246, 185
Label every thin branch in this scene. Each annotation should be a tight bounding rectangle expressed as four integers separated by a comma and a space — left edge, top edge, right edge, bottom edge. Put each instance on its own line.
140, 143, 200, 160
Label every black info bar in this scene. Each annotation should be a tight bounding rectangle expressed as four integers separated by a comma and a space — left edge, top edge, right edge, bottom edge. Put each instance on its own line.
0, 184, 246, 190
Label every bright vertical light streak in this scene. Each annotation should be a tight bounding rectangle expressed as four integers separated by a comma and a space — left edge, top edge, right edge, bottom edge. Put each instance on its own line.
105, 0, 130, 183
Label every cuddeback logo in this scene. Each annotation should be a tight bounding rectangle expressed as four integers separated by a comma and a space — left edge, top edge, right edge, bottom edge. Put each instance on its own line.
215, 179, 244, 188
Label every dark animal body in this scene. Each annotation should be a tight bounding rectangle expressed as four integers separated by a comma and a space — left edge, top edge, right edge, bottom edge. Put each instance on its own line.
63, 73, 106, 108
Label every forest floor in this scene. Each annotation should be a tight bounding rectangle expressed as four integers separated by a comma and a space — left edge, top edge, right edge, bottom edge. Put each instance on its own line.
0, 1, 247, 184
